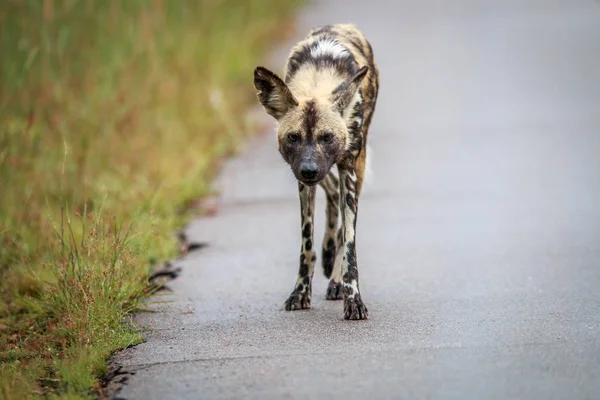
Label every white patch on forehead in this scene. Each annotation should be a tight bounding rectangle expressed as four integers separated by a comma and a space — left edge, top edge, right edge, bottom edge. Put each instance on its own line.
310, 39, 350, 59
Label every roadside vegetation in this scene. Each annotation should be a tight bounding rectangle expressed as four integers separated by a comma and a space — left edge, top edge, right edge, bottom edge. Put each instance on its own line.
0, 0, 300, 398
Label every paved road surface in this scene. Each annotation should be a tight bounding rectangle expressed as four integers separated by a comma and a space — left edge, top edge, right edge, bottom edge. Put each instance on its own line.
115, 1, 600, 399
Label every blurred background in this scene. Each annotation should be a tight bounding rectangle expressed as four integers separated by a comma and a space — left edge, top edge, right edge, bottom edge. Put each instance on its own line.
126, 1, 600, 398
1, 0, 600, 399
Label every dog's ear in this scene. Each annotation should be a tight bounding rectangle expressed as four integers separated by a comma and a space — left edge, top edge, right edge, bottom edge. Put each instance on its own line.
331, 66, 369, 113
254, 66, 298, 120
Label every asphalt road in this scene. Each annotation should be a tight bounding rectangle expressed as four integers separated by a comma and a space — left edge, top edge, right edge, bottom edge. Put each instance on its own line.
115, 1, 600, 399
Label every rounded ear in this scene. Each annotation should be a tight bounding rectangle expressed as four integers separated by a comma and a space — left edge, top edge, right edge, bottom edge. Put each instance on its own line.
254, 66, 298, 120
331, 66, 369, 112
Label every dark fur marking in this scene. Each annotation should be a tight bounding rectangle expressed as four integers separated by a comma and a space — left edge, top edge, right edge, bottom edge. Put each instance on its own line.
349, 119, 361, 133
299, 261, 309, 277
366, 41, 375, 58
343, 284, 355, 297
344, 294, 368, 320
322, 237, 336, 278
332, 67, 368, 113
254, 75, 274, 101
342, 241, 359, 298
302, 222, 312, 238
305, 239, 313, 251
346, 241, 358, 271
347, 115, 363, 154
347, 36, 368, 59
350, 99, 364, 120
346, 193, 357, 214
303, 276, 311, 285
332, 73, 357, 97
303, 100, 318, 139
285, 291, 311, 310
348, 136, 362, 154
286, 43, 358, 81
326, 279, 344, 300
310, 25, 334, 36
367, 82, 376, 102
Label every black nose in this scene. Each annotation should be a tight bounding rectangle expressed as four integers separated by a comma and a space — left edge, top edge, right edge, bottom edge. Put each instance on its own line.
300, 162, 319, 180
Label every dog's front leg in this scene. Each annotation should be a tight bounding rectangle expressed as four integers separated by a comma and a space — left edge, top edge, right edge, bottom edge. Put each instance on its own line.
284, 182, 317, 310
338, 166, 369, 320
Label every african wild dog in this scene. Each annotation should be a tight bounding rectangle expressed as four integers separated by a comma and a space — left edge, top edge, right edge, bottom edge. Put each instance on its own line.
253, 24, 379, 320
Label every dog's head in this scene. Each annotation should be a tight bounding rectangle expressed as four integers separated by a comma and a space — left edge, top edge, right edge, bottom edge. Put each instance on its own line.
253, 66, 368, 185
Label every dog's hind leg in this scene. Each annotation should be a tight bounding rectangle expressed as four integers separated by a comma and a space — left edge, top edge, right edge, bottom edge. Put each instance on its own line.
319, 172, 339, 278
319, 172, 345, 300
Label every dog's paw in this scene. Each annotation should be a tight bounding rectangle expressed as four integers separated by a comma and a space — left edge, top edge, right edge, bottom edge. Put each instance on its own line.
284, 291, 311, 311
344, 296, 369, 320
326, 280, 343, 300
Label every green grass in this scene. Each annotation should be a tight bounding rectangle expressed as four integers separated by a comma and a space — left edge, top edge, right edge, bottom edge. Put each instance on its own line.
0, 0, 301, 398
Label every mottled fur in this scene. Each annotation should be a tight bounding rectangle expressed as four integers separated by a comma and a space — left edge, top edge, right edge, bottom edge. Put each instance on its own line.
254, 24, 379, 320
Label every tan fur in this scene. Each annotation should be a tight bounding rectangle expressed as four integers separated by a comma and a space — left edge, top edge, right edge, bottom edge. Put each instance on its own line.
275, 98, 350, 152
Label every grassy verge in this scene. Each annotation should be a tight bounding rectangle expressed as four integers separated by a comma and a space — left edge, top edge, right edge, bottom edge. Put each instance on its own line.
0, 0, 300, 398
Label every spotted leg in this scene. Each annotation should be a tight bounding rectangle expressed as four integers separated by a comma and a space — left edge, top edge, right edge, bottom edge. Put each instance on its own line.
325, 227, 345, 300
317, 173, 343, 300
338, 166, 368, 320
284, 182, 317, 310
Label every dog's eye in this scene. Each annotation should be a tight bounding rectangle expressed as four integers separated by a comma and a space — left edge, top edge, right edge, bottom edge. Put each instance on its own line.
287, 133, 300, 143
322, 132, 334, 142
